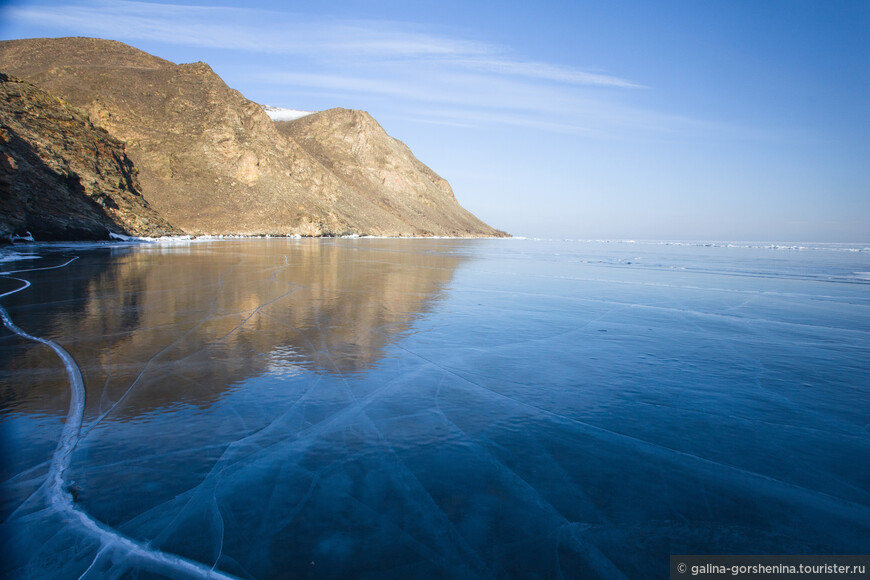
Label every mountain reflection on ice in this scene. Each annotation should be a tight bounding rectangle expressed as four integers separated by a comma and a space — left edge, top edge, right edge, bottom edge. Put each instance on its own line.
1, 239, 462, 418
1, 238, 869, 579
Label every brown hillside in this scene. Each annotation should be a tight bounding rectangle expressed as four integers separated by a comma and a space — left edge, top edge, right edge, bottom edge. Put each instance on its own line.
0, 37, 505, 237
276, 108, 502, 237
0, 73, 180, 240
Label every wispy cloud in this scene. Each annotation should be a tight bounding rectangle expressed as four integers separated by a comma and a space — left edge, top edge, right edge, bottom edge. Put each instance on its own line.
3, 0, 701, 138
455, 58, 646, 89
3, 0, 639, 82
6, 1, 492, 58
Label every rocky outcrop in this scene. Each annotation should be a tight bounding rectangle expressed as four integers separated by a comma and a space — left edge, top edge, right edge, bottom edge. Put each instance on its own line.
276, 109, 504, 237
0, 37, 506, 238
0, 73, 181, 240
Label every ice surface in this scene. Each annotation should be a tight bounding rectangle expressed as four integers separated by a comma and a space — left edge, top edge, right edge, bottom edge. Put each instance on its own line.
1, 239, 868, 578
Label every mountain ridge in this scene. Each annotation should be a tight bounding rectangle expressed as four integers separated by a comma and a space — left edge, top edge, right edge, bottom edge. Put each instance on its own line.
0, 37, 506, 240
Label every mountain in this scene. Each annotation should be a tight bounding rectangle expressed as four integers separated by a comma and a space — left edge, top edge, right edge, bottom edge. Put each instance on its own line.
0, 37, 505, 238
275, 108, 499, 238
0, 73, 181, 240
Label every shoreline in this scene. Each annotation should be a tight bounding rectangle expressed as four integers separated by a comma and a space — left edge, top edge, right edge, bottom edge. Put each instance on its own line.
1, 231, 512, 247
2, 236, 868, 258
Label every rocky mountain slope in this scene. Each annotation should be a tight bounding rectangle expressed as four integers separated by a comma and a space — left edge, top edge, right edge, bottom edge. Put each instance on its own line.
0, 73, 181, 240
0, 37, 505, 238
275, 108, 498, 237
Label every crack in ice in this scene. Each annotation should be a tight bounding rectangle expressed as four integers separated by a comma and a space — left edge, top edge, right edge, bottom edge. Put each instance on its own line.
79, 261, 243, 437
1, 260, 237, 579
396, 342, 870, 517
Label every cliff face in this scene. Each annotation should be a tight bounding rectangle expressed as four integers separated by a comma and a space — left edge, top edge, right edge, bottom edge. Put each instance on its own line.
0, 73, 181, 240
276, 109, 503, 237
0, 37, 505, 238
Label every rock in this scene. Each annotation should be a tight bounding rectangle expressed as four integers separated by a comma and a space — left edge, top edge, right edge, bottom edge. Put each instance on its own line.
0, 73, 182, 241
277, 108, 505, 237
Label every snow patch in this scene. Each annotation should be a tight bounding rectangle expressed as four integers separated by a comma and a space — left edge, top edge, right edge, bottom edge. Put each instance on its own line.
10, 231, 35, 243
261, 105, 315, 122
110, 232, 196, 243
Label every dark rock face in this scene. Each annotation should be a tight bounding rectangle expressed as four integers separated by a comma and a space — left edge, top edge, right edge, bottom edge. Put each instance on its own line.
0, 73, 181, 240
0, 37, 506, 238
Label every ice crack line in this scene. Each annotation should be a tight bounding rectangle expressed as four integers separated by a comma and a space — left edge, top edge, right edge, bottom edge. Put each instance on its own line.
1, 264, 236, 579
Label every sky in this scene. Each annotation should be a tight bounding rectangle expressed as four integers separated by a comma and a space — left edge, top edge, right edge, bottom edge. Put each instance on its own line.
1, 0, 868, 241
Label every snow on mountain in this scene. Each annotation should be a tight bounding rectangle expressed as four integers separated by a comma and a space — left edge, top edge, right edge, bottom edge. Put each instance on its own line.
261, 105, 315, 121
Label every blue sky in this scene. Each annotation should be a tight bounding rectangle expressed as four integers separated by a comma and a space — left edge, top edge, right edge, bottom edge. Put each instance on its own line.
1, 0, 868, 241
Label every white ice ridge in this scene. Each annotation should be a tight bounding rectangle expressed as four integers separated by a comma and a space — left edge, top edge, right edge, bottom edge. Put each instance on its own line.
0, 261, 237, 580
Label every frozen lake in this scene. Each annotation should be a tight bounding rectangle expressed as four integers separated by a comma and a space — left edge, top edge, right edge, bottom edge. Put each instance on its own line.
1, 238, 869, 578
